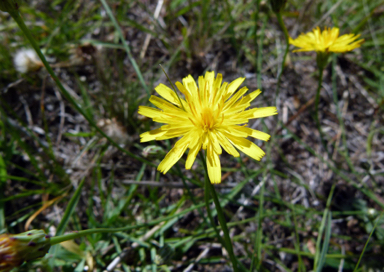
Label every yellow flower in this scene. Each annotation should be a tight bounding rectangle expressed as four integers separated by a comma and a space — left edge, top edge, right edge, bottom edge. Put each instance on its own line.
0, 230, 51, 271
289, 27, 364, 53
139, 72, 277, 184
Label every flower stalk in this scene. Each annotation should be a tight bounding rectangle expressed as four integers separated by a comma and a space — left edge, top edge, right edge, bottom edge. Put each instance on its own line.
269, 0, 287, 13
274, 10, 290, 99
201, 152, 239, 272
314, 59, 328, 152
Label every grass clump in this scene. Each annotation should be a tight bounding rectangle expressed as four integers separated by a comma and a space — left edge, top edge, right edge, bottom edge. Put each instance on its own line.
1, 0, 384, 271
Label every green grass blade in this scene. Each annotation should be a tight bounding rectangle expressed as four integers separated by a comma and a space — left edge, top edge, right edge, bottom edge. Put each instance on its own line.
315, 212, 332, 272
353, 212, 383, 272
0, 154, 6, 230
48, 178, 86, 269
314, 185, 335, 270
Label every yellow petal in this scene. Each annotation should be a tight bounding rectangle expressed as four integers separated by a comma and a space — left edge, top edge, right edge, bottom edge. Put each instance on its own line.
240, 89, 261, 105
251, 107, 278, 118
198, 75, 205, 94
155, 84, 182, 106
237, 107, 278, 119
221, 115, 249, 126
152, 114, 184, 124
213, 73, 222, 94
224, 77, 245, 100
212, 82, 228, 106
231, 126, 271, 141
149, 95, 187, 115
207, 144, 221, 184
156, 127, 193, 140
227, 89, 261, 113
208, 131, 222, 155
204, 71, 215, 86
183, 75, 198, 98
185, 132, 202, 169
216, 131, 240, 157
223, 86, 249, 111
138, 106, 162, 119
140, 127, 166, 142
161, 122, 194, 130
218, 126, 248, 138
157, 136, 190, 173
175, 81, 189, 96
249, 130, 270, 141
225, 133, 265, 161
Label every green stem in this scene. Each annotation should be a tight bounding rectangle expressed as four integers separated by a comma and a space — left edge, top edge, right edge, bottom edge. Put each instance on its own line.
9, 10, 153, 167
50, 202, 204, 245
199, 152, 239, 272
275, 11, 290, 99
199, 152, 224, 245
314, 67, 324, 126
208, 180, 239, 272
314, 66, 328, 152
255, 162, 269, 269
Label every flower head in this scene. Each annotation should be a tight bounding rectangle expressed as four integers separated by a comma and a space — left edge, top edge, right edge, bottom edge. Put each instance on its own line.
139, 71, 277, 184
0, 230, 51, 271
289, 27, 364, 53
13, 49, 43, 73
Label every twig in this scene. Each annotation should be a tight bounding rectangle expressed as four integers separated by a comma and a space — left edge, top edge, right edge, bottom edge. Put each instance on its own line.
140, 0, 164, 59
183, 246, 210, 272
19, 94, 33, 127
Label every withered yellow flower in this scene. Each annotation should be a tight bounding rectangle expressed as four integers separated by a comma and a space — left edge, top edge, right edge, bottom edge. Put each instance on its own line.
289, 27, 364, 53
139, 71, 277, 184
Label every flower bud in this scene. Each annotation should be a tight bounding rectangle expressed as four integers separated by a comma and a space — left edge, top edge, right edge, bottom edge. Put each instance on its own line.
0, 230, 51, 271
270, 0, 287, 13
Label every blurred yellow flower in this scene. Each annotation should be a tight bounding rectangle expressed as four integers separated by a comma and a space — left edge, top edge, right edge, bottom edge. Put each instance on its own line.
289, 27, 364, 53
139, 71, 277, 184
0, 230, 50, 272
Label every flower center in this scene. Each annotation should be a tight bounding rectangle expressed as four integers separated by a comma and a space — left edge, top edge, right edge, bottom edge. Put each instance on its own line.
200, 107, 217, 132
